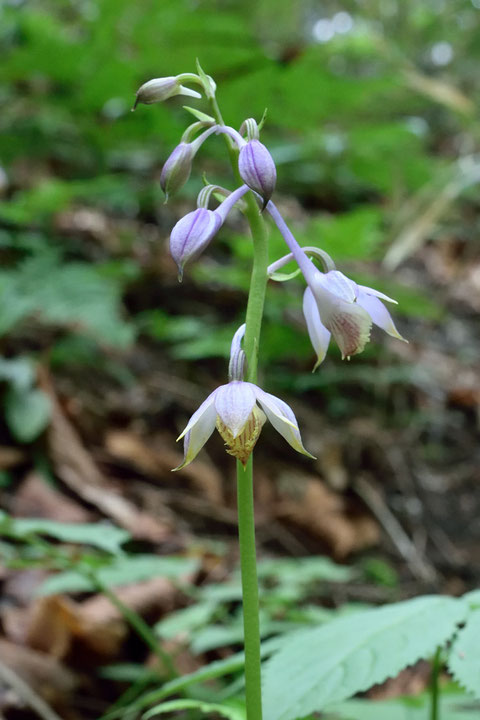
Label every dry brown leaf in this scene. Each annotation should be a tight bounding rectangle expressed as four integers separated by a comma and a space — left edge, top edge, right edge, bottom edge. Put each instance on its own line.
38, 368, 173, 543
106, 429, 224, 504
275, 470, 379, 558
11, 472, 91, 524
0, 446, 25, 470
0, 639, 77, 707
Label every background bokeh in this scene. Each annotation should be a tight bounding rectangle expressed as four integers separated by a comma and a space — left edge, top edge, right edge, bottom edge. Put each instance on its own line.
1, 0, 480, 714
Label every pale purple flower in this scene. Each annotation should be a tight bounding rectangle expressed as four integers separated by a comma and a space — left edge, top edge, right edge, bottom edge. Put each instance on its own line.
133, 76, 201, 109
170, 184, 250, 280
238, 140, 276, 208
170, 208, 221, 281
174, 381, 314, 470
161, 126, 217, 200
160, 142, 194, 199
305, 270, 407, 365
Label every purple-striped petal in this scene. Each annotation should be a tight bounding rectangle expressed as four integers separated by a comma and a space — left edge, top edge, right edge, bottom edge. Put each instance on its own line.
357, 284, 397, 304
315, 270, 358, 302
310, 275, 372, 359
238, 140, 276, 207
356, 290, 407, 341
214, 381, 257, 438
254, 388, 315, 458
160, 142, 193, 199
303, 288, 331, 370
170, 208, 222, 280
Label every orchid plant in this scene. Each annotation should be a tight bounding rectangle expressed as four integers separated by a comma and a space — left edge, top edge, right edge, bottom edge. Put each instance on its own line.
133, 64, 406, 720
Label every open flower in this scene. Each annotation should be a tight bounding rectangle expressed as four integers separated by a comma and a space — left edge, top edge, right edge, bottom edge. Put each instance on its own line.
305, 270, 407, 365
174, 381, 314, 470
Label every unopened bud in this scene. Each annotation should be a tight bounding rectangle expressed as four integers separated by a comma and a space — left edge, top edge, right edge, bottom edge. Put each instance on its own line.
133, 76, 201, 110
238, 140, 276, 209
160, 143, 193, 199
170, 208, 221, 281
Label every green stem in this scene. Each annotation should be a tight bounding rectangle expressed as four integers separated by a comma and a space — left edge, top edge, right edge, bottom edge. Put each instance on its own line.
236, 456, 262, 720
430, 647, 441, 720
210, 93, 268, 720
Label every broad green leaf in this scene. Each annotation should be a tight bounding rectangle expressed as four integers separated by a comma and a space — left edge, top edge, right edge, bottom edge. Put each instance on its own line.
263, 595, 468, 720
448, 608, 480, 699
0, 512, 129, 553
143, 699, 245, 720
5, 387, 51, 442
0, 254, 134, 348
39, 554, 199, 595
257, 556, 354, 585
327, 691, 480, 720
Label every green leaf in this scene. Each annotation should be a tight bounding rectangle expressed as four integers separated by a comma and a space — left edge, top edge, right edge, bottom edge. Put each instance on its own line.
108, 637, 284, 720
257, 556, 354, 585
327, 691, 480, 720
448, 608, 480, 699
0, 356, 36, 391
143, 699, 245, 720
0, 512, 129, 553
263, 595, 468, 720
39, 554, 199, 595
155, 601, 218, 640
5, 387, 51, 442
0, 254, 134, 347
183, 106, 216, 123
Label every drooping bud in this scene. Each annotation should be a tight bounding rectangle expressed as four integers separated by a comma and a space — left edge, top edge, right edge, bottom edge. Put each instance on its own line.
170, 208, 221, 281
228, 324, 247, 381
238, 140, 276, 209
133, 76, 201, 110
160, 127, 217, 200
160, 143, 193, 200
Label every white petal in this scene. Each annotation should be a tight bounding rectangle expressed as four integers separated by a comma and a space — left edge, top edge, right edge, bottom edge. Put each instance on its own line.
311, 279, 372, 359
214, 381, 256, 438
303, 288, 331, 370
177, 85, 202, 99
176, 390, 217, 441
174, 395, 218, 470
357, 284, 397, 304
356, 291, 407, 342
315, 270, 358, 303
254, 388, 315, 458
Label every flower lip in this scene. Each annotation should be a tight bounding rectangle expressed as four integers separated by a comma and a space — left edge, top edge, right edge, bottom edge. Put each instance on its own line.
174, 380, 314, 470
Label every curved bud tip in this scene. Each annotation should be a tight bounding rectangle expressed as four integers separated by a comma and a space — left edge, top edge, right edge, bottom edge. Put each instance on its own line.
133, 76, 201, 110
238, 140, 276, 208
169, 208, 221, 277
160, 142, 194, 198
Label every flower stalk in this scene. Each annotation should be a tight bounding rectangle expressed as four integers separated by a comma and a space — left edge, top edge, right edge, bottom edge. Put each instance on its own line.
209, 93, 268, 720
